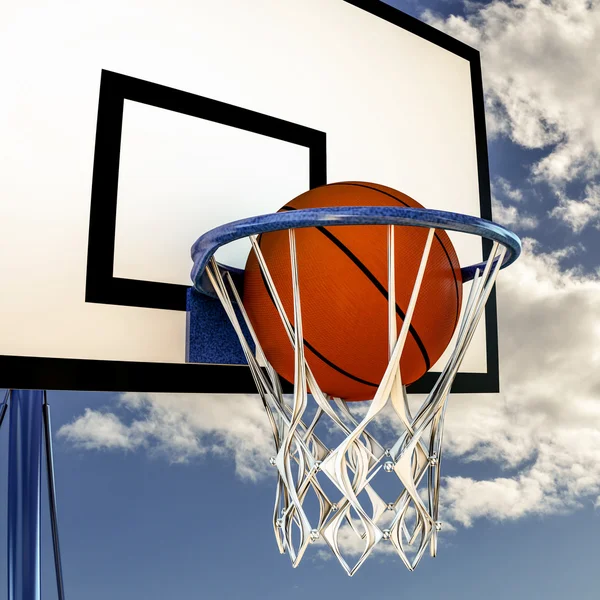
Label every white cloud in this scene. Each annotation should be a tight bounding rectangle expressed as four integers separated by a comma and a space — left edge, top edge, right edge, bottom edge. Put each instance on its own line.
424, 0, 600, 224
59, 409, 135, 450
549, 183, 600, 232
312, 549, 333, 562
495, 177, 524, 202
492, 198, 539, 230
491, 178, 538, 229
58, 393, 274, 481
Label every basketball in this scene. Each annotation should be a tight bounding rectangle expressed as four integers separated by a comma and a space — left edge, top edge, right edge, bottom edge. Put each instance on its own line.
242, 182, 463, 401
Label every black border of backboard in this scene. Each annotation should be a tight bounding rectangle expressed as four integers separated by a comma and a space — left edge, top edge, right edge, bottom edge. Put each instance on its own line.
1, 0, 499, 394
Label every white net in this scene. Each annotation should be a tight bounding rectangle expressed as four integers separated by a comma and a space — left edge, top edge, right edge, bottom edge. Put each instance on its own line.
206, 224, 506, 575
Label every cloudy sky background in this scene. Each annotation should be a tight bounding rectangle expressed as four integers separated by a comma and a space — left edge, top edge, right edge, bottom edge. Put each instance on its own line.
2, 0, 600, 598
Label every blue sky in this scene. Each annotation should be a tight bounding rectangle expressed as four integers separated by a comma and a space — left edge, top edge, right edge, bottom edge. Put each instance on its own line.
3, 0, 600, 598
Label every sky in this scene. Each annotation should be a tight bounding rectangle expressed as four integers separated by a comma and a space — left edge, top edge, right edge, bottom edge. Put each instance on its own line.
2, 0, 600, 598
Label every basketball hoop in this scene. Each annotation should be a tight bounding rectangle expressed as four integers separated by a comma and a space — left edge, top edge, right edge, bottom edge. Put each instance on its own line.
190, 204, 521, 575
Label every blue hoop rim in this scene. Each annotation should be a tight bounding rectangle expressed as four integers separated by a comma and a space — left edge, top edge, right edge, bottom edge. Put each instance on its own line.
191, 206, 522, 297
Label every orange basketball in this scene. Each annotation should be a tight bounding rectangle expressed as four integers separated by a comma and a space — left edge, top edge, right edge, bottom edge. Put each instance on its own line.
242, 182, 462, 401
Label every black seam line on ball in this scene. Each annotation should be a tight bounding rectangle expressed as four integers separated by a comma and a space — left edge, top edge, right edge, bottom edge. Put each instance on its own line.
330, 182, 461, 331
279, 205, 431, 372
255, 234, 379, 389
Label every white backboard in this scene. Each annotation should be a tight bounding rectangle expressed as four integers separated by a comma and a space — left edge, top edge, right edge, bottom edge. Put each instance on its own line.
0, 0, 498, 393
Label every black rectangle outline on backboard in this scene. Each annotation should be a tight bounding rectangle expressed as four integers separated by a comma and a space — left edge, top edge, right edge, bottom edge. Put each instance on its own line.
2, 0, 499, 394
85, 69, 328, 312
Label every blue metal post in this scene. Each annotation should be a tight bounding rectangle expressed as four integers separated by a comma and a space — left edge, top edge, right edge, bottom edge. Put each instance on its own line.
7, 390, 44, 600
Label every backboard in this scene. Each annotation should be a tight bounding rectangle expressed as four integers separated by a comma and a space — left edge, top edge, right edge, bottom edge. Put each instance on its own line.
0, 0, 497, 393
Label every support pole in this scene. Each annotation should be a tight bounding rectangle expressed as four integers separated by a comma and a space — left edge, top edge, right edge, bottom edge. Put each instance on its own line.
8, 390, 44, 600
0, 390, 9, 430
43, 392, 66, 600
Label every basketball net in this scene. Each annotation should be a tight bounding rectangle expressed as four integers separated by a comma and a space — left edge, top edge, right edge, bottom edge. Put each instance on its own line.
205, 224, 506, 576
